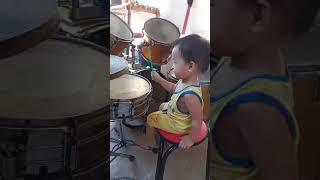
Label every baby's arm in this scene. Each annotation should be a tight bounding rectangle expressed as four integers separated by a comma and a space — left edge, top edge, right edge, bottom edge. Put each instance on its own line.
236, 103, 299, 180
179, 94, 203, 149
151, 71, 176, 93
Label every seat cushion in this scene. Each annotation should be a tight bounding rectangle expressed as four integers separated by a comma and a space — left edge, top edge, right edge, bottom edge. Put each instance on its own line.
157, 121, 208, 144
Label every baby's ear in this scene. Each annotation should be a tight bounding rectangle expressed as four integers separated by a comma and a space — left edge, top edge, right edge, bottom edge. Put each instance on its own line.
250, 0, 272, 33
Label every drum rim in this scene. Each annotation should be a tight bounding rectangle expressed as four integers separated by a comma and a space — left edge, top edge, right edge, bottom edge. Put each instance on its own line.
143, 17, 181, 45
52, 34, 109, 53
110, 73, 152, 101
76, 21, 109, 35
0, 105, 108, 122
110, 12, 133, 41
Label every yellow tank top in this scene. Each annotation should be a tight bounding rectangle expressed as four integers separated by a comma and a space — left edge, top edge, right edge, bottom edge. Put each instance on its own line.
164, 80, 204, 133
207, 60, 299, 180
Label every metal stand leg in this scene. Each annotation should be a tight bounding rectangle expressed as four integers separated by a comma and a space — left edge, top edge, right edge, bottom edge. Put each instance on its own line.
155, 137, 178, 180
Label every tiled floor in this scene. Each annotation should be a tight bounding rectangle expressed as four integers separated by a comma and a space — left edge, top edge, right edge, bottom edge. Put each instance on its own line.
110, 119, 208, 180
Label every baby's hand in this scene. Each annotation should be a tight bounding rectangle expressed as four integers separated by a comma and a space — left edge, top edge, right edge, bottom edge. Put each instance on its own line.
179, 135, 195, 150
151, 71, 162, 83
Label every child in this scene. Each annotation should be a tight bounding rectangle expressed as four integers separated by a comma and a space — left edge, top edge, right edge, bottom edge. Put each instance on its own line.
208, 0, 319, 179
146, 34, 210, 150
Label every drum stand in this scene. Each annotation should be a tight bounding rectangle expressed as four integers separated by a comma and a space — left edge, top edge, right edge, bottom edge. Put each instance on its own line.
110, 103, 155, 163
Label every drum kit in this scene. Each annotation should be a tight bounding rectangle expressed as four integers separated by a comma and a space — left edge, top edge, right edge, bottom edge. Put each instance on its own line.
109, 11, 180, 127
0, 0, 107, 179
109, 11, 211, 164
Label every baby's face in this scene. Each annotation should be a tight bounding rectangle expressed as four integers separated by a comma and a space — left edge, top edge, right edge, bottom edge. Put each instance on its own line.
211, 0, 256, 56
170, 47, 190, 79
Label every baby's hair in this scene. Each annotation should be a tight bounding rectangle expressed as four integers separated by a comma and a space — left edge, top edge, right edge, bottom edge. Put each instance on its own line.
241, 0, 319, 37
172, 34, 210, 73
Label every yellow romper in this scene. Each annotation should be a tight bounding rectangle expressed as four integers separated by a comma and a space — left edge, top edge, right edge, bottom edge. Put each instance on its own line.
147, 80, 203, 134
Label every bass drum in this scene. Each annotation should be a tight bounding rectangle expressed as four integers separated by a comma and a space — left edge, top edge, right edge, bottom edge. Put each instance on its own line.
0, 35, 107, 180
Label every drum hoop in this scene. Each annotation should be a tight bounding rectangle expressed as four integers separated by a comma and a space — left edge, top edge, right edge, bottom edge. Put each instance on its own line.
77, 21, 109, 35
110, 12, 133, 41
0, 13, 60, 59
143, 17, 181, 45
0, 106, 108, 123
52, 34, 109, 54
110, 74, 153, 101
111, 33, 133, 43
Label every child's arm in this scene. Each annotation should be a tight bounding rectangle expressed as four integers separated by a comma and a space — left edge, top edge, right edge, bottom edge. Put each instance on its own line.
179, 94, 203, 149
235, 103, 299, 180
151, 71, 176, 93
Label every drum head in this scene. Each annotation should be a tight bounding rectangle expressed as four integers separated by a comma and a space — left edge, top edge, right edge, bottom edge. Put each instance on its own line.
110, 55, 128, 75
110, 12, 133, 41
110, 74, 151, 100
144, 18, 180, 44
0, 37, 107, 119
1, 0, 58, 41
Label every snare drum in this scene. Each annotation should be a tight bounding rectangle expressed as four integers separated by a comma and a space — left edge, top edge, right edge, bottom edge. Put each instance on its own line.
110, 74, 152, 119
0, 35, 107, 179
139, 18, 180, 65
110, 12, 133, 55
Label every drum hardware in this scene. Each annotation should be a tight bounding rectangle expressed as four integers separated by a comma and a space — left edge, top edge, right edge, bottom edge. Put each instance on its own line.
130, 44, 137, 69
110, 114, 155, 164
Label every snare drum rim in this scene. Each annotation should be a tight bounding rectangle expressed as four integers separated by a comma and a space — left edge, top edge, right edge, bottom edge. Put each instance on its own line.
77, 21, 109, 35
110, 12, 133, 41
0, 105, 108, 122
143, 17, 181, 45
53, 34, 109, 54
110, 73, 153, 101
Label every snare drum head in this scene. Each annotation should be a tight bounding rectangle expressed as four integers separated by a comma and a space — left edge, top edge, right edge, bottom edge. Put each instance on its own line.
110, 12, 133, 41
110, 74, 151, 100
0, 37, 107, 119
144, 18, 180, 44
110, 55, 128, 75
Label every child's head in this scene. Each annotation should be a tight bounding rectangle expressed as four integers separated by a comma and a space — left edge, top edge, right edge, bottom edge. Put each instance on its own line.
169, 34, 210, 80
212, 0, 319, 57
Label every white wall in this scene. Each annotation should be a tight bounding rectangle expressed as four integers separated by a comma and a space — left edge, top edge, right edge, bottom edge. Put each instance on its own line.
137, 0, 210, 40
